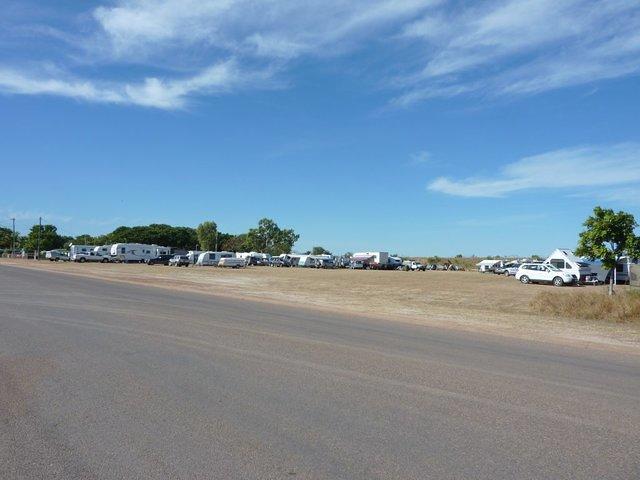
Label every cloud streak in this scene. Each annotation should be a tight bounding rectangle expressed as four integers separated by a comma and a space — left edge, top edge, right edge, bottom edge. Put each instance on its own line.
428, 143, 640, 198
0, 0, 639, 108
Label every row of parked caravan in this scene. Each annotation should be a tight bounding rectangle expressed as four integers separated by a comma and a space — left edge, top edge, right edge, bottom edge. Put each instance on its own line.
477, 248, 637, 286
46, 246, 462, 271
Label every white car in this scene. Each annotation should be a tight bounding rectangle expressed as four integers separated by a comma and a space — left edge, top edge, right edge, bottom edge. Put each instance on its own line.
72, 251, 111, 263
516, 263, 576, 286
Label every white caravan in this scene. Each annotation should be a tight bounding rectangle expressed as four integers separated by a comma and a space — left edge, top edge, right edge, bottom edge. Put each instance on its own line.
196, 251, 234, 266
93, 244, 112, 257
187, 250, 203, 264
544, 249, 596, 284
69, 244, 96, 261
218, 257, 246, 268
110, 243, 170, 263
353, 252, 389, 266
476, 259, 502, 273
589, 256, 638, 284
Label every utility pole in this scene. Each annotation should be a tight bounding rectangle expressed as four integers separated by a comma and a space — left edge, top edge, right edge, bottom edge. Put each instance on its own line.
11, 218, 15, 258
215, 231, 219, 251
36, 216, 42, 260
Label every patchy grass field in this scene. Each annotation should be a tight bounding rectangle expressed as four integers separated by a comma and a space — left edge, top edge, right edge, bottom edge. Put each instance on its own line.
3, 259, 639, 350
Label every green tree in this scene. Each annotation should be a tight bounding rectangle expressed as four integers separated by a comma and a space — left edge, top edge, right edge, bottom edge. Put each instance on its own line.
245, 218, 299, 255
575, 206, 640, 295
0, 227, 14, 249
196, 221, 218, 251
311, 246, 331, 255
220, 233, 248, 252
23, 224, 66, 254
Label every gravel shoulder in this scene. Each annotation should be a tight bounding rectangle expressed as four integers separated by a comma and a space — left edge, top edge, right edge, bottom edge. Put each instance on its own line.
3, 259, 639, 352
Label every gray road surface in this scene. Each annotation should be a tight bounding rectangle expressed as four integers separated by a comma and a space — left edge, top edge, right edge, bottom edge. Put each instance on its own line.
1, 265, 639, 479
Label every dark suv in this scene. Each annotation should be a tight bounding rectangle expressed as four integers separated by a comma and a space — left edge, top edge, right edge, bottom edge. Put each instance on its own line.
169, 255, 190, 267
147, 254, 174, 266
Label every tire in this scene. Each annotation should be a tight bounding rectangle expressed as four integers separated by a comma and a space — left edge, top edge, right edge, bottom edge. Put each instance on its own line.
520, 275, 530, 284
101, 258, 109, 263
553, 276, 564, 287
78, 257, 86, 263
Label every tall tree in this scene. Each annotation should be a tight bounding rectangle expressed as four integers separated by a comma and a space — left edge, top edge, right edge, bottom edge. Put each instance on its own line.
22, 224, 66, 253
196, 221, 218, 251
0, 227, 14, 249
311, 246, 331, 255
575, 206, 640, 295
245, 218, 299, 255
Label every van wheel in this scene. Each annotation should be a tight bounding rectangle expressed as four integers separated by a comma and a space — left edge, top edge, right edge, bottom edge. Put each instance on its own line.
553, 276, 564, 287
101, 258, 109, 263
78, 257, 86, 263
520, 275, 530, 284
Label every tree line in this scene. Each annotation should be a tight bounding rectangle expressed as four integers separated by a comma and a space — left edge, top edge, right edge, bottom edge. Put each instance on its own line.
0, 218, 300, 256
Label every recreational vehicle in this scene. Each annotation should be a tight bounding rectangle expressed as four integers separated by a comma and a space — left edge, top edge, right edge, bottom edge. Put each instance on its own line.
69, 244, 96, 261
93, 245, 112, 257
186, 250, 203, 265
196, 251, 234, 266
590, 256, 638, 284
544, 249, 597, 284
476, 259, 502, 273
218, 257, 246, 268
110, 243, 170, 263
353, 251, 390, 268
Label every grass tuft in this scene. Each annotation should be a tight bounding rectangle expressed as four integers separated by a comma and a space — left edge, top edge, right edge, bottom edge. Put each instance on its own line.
530, 289, 640, 323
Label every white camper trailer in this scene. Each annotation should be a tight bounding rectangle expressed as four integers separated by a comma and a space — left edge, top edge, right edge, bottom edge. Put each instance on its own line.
590, 256, 637, 284
218, 257, 246, 268
186, 250, 203, 264
196, 251, 234, 266
69, 244, 96, 261
93, 245, 112, 257
476, 259, 502, 273
544, 249, 597, 284
110, 243, 170, 263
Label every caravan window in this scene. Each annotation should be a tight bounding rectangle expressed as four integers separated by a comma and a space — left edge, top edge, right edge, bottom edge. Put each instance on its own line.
121, 247, 126, 253
549, 259, 565, 269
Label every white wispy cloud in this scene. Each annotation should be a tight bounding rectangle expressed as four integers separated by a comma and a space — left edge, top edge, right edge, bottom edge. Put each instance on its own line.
428, 143, 640, 198
0, 60, 272, 108
393, 0, 640, 105
0, 0, 639, 108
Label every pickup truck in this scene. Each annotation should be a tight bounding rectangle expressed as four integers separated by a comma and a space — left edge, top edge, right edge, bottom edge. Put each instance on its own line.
402, 261, 425, 271
73, 252, 111, 263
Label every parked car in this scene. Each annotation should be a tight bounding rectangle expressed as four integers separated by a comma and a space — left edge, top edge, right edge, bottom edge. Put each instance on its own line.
146, 254, 175, 266
45, 249, 69, 262
515, 263, 576, 286
169, 255, 190, 267
496, 263, 520, 276
73, 252, 111, 263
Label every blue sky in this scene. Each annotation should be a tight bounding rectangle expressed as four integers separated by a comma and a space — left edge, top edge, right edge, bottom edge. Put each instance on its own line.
1, 0, 639, 256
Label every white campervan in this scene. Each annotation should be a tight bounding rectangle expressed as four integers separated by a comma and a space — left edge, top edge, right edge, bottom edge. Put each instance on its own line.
110, 243, 170, 263
544, 249, 597, 284
196, 251, 234, 266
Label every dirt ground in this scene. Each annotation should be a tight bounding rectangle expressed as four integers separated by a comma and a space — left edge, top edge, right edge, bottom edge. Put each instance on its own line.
2, 259, 639, 352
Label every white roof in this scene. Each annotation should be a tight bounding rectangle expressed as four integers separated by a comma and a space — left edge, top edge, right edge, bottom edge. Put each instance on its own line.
476, 259, 502, 266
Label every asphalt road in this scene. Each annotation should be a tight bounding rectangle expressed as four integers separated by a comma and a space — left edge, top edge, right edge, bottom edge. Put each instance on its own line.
1, 265, 639, 479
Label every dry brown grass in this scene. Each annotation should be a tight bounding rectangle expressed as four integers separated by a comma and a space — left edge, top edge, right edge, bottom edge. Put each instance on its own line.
530, 289, 640, 323
4, 259, 640, 350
